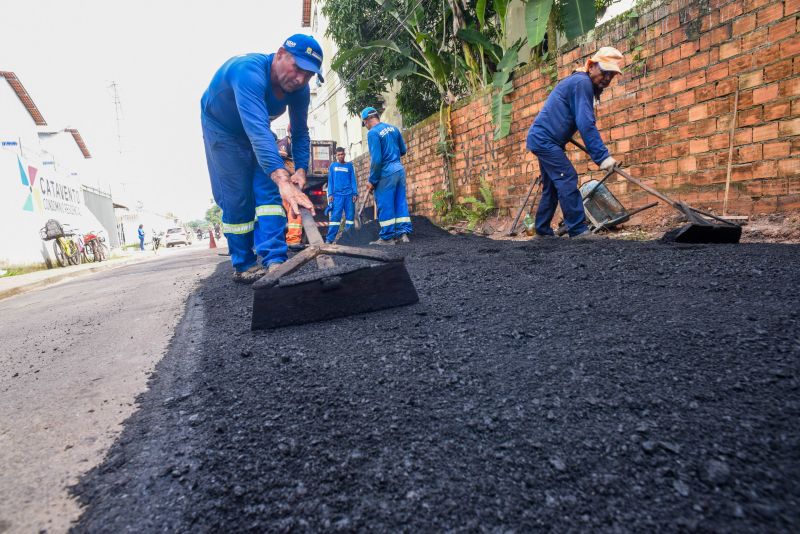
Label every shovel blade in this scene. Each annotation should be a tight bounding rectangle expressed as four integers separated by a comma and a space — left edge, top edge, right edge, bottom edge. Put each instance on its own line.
663, 223, 742, 244
251, 261, 419, 330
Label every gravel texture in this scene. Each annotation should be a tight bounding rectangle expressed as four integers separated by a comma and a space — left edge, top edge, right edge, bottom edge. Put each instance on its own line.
72, 218, 800, 532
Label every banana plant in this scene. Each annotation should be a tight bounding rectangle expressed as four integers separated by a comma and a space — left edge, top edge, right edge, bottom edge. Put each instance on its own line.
525, 0, 597, 47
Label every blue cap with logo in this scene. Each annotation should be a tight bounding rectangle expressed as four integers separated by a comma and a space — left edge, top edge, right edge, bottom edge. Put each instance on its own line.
360, 106, 379, 123
283, 34, 325, 82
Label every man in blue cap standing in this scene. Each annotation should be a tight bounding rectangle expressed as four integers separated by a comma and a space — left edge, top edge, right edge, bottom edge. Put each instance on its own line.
325, 147, 358, 243
201, 34, 324, 283
362, 107, 412, 245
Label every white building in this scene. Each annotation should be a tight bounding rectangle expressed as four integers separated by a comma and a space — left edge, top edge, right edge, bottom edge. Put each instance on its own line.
0, 71, 107, 265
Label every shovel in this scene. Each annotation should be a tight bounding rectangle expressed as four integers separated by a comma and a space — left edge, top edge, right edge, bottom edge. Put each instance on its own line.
569, 139, 741, 244
251, 200, 418, 330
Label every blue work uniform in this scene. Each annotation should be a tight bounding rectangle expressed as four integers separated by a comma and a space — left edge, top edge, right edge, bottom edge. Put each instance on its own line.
526, 71, 610, 237
325, 161, 358, 243
200, 53, 310, 271
367, 122, 411, 241
137, 227, 145, 251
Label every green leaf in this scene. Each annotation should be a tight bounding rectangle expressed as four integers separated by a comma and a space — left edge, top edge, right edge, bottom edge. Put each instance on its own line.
562, 0, 597, 40
492, 86, 513, 140
331, 46, 367, 71
494, 0, 510, 22
362, 39, 402, 54
476, 0, 487, 29
456, 28, 502, 62
387, 61, 417, 80
524, 0, 553, 48
496, 46, 519, 73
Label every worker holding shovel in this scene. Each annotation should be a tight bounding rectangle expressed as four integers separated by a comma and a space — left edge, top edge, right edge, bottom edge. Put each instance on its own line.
325, 147, 359, 243
362, 107, 412, 245
201, 34, 323, 283
526, 47, 624, 239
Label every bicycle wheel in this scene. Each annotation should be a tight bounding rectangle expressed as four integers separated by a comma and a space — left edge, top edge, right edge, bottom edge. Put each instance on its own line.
97, 242, 108, 261
53, 239, 67, 267
83, 241, 95, 263
67, 240, 81, 265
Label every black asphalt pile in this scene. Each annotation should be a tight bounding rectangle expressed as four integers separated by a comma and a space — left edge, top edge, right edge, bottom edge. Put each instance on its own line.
73, 221, 800, 532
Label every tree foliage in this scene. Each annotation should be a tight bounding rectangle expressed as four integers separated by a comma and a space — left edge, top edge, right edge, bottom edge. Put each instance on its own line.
205, 202, 222, 226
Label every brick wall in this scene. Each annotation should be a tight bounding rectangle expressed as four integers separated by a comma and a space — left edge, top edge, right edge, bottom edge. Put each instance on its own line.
352, 0, 800, 220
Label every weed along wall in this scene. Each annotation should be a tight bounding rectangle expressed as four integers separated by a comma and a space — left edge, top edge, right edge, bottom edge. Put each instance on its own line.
351, 0, 800, 222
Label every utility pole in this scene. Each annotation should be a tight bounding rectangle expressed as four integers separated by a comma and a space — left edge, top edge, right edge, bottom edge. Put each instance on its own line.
108, 81, 124, 154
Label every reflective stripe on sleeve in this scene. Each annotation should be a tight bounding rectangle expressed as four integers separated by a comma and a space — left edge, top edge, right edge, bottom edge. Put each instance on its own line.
379, 218, 396, 227
328, 221, 341, 226
255, 204, 285, 217
345, 220, 354, 225
395, 216, 411, 223
222, 221, 255, 234
287, 223, 303, 229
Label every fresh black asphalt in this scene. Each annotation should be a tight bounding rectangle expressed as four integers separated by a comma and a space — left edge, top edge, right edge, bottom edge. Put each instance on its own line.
72, 218, 800, 532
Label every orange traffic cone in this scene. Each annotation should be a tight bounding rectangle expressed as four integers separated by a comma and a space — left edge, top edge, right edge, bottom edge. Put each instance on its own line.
209, 227, 217, 249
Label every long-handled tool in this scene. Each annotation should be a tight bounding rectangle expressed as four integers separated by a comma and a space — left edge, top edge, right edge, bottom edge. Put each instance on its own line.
507, 176, 542, 236
353, 190, 374, 230
251, 201, 418, 330
569, 139, 741, 244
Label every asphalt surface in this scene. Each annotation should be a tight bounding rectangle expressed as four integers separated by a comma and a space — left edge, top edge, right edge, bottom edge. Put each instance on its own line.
72, 218, 799, 532
0, 247, 223, 533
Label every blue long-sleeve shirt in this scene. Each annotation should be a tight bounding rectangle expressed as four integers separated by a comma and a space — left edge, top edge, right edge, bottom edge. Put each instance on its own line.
366, 122, 406, 185
200, 53, 310, 176
327, 161, 357, 196
526, 72, 609, 165
137, 227, 144, 240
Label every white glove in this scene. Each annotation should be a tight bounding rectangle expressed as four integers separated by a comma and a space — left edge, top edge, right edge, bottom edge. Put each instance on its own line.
600, 156, 617, 170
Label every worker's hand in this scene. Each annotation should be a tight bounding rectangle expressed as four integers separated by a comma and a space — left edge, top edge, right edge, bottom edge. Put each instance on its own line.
272, 169, 314, 217
599, 156, 618, 171
366, 182, 375, 193
327, 196, 333, 204
278, 147, 288, 158
291, 168, 307, 190
352, 195, 358, 203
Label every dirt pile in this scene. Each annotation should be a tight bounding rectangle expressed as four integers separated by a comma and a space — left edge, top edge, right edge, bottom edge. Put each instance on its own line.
72, 219, 800, 532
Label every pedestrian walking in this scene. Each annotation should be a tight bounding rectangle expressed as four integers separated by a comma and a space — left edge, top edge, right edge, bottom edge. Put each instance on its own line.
361, 107, 412, 245
325, 147, 358, 243
526, 47, 623, 239
138, 224, 145, 251
200, 34, 323, 283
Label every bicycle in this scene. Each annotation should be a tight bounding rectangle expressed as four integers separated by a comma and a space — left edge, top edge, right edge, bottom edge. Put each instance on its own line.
41, 219, 81, 267
82, 230, 108, 263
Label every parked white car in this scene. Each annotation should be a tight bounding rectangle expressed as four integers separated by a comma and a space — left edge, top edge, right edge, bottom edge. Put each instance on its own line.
165, 227, 191, 247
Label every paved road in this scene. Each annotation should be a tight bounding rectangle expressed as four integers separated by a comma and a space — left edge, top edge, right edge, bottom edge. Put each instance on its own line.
0, 247, 225, 533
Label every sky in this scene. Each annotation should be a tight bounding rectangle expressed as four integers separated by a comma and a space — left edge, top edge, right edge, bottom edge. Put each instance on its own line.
0, 0, 308, 221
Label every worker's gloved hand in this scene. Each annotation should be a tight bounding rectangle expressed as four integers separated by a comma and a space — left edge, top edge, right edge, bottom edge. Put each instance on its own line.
324, 203, 333, 216
599, 156, 618, 171
352, 195, 358, 203
327, 196, 333, 204
366, 182, 375, 193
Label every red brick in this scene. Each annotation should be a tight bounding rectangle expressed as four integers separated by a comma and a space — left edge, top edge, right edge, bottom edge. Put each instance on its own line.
719, 40, 741, 60
654, 114, 670, 129
779, 77, 800, 97
696, 84, 717, 102
768, 17, 797, 42
678, 156, 697, 172
753, 123, 780, 141
734, 127, 754, 145
707, 62, 729, 81
756, 3, 784, 26
676, 90, 695, 108
763, 141, 791, 158
741, 28, 768, 52
736, 143, 763, 163
752, 84, 779, 104
763, 100, 791, 120
764, 60, 794, 82
689, 103, 708, 121
663, 47, 681, 65
777, 158, 800, 177
711, 132, 731, 149
720, 2, 744, 22
788, 0, 800, 14
781, 35, 800, 57
737, 106, 763, 126
780, 118, 800, 136
732, 13, 757, 34
753, 43, 782, 68
690, 138, 710, 153
728, 54, 754, 74
692, 117, 719, 136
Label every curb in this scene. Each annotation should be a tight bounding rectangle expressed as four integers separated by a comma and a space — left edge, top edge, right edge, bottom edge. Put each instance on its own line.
0, 255, 152, 302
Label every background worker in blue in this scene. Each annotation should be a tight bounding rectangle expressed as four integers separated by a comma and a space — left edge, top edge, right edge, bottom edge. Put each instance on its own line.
362, 107, 412, 245
526, 47, 624, 239
200, 34, 323, 283
325, 147, 358, 243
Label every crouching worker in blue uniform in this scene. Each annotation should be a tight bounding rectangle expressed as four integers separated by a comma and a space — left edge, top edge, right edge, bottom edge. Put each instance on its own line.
526, 47, 624, 239
201, 34, 324, 283
325, 147, 358, 243
361, 107, 412, 245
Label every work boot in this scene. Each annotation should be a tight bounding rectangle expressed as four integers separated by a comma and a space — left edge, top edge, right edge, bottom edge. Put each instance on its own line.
370, 238, 395, 245
287, 243, 306, 251
397, 234, 410, 243
267, 262, 283, 274
233, 265, 265, 284
535, 232, 557, 239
